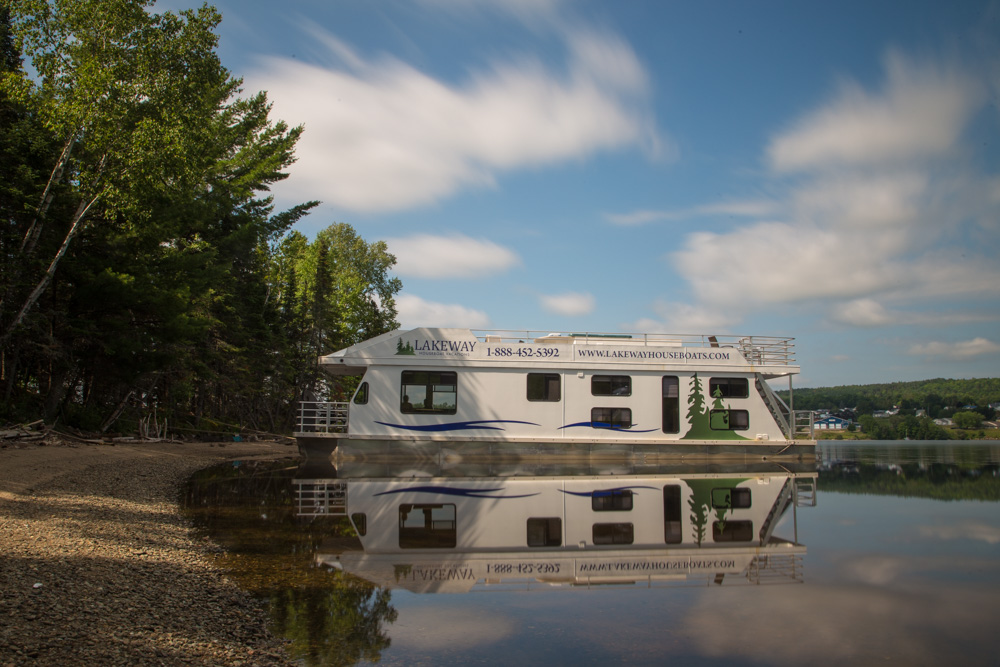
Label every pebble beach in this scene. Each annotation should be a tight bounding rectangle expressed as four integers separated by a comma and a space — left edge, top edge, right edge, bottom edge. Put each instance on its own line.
0, 439, 298, 666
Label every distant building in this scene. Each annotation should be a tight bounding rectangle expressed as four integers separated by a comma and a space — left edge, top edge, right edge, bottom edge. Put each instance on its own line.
815, 416, 852, 430
934, 418, 954, 427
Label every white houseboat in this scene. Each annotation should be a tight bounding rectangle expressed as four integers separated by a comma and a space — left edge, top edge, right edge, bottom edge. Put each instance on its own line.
302, 468, 816, 592
296, 328, 815, 459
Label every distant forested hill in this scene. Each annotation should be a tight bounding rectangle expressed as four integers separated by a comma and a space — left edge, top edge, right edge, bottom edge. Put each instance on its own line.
776, 378, 1000, 415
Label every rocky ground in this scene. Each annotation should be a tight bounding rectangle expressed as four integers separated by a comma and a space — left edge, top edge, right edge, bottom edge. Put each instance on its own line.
0, 438, 300, 666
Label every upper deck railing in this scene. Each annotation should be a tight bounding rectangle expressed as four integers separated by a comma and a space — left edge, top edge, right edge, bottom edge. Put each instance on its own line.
471, 330, 796, 366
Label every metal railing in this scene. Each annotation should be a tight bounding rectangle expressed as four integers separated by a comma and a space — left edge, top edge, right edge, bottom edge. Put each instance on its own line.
295, 480, 347, 517
793, 410, 815, 440
296, 401, 349, 435
746, 553, 804, 584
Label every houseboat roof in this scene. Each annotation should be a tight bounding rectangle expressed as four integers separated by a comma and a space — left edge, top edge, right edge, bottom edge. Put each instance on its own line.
320, 327, 799, 379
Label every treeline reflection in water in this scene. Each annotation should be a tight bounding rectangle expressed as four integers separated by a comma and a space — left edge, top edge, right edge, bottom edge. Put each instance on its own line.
183, 440, 1000, 666
182, 459, 394, 666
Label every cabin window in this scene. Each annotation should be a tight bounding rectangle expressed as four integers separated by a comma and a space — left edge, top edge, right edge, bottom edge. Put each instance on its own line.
662, 376, 679, 433
592, 489, 633, 511
527, 518, 562, 547
710, 409, 749, 431
527, 373, 561, 401
400, 371, 457, 414
399, 504, 456, 548
353, 382, 369, 405
593, 523, 634, 545
591, 375, 631, 396
591, 408, 632, 429
712, 487, 751, 509
351, 513, 367, 537
709, 377, 749, 399
713, 520, 754, 542
664, 485, 682, 543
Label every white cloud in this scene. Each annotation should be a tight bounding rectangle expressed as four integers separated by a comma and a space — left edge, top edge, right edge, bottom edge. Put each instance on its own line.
386, 234, 520, 279
659, 52, 1000, 331
907, 338, 1000, 359
539, 291, 595, 316
249, 24, 664, 212
829, 299, 900, 328
629, 301, 740, 334
605, 199, 779, 226
919, 521, 1000, 544
395, 294, 491, 328
768, 51, 982, 171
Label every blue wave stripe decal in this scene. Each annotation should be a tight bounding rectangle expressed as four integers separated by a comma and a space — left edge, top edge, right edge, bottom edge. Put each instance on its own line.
374, 419, 539, 432
558, 421, 659, 433
561, 485, 660, 497
373, 486, 539, 499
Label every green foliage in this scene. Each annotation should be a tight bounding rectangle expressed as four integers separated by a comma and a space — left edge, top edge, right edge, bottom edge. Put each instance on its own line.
820, 462, 1000, 502
781, 378, 1000, 417
184, 460, 397, 665
0, 2, 400, 435
953, 411, 985, 429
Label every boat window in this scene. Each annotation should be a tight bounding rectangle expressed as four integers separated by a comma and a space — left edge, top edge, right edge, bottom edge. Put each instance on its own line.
709, 377, 749, 398
664, 485, 682, 543
353, 382, 369, 405
527, 373, 561, 402
399, 504, 456, 548
712, 520, 753, 542
400, 371, 457, 414
592, 489, 633, 511
662, 376, 679, 433
709, 409, 749, 431
591, 408, 632, 429
592, 375, 631, 396
351, 513, 367, 537
711, 487, 752, 509
527, 518, 562, 547
593, 523, 634, 545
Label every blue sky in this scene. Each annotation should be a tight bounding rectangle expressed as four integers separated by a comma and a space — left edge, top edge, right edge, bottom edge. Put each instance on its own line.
158, 0, 1000, 387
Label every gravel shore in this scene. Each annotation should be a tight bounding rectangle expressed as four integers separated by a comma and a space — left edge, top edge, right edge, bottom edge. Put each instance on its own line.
0, 438, 299, 666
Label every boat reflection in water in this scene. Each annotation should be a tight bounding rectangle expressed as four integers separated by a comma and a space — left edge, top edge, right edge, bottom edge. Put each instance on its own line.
296, 454, 817, 594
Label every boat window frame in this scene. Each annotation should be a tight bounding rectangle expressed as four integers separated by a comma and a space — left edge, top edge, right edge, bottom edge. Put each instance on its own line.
591, 375, 632, 396
662, 375, 680, 433
712, 520, 754, 542
398, 503, 457, 549
591, 407, 632, 430
709, 409, 749, 431
592, 489, 634, 511
664, 485, 682, 544
527, 517, 562, 547
593, 522, 634, 545
709, 377, 750, 399
711, 487, 752, 509
353, 382, 369, 405
400, 370, 457, 415
526, 373, 561, 402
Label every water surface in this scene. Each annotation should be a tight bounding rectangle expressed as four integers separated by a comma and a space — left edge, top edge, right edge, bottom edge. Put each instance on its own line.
183, 441, 1000, 666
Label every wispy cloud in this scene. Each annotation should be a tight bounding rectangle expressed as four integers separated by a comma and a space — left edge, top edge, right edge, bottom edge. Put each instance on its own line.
628, 301, 741, 334
386, 234, 520, 279
907, 338, 1000, 360
248, 22, 664, 213
395, 294, 491, 328
539, 291, 595, 316
662, 51, 1000, 329
605, 199, 779, 226
767, 51, 982, 171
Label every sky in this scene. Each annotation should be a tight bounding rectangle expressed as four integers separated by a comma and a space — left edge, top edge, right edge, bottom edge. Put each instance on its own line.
156, 0, 1000, 388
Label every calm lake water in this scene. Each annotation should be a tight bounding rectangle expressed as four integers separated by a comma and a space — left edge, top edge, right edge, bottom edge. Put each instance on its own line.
183, 441, 1000, 666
